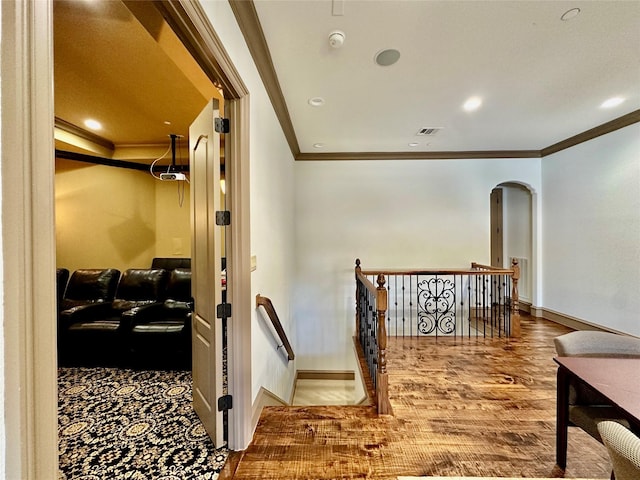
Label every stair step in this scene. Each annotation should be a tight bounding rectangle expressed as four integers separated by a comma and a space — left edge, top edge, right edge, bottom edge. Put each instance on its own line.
292, 378, 356, 406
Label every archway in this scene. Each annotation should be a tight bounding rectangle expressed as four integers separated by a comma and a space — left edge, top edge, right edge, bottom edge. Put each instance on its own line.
490, 182, 536, 306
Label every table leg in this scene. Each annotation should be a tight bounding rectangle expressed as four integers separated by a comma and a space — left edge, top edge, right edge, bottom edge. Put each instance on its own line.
556, 366, 569, 470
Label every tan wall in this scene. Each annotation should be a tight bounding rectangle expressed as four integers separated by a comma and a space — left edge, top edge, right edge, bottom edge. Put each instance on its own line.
55, 159, 191, 274
154, 178, 191, 259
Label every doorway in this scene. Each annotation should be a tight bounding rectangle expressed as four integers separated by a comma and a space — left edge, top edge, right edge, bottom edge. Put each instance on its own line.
2, 0, 252, 477
490, 182, 534, 303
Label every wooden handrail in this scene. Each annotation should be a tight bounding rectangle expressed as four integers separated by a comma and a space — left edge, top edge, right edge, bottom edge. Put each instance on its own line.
256, 294, 295, 361
355, 269, 377, 295
361, 266, 515, 276
359, 259, 522, 338
470, 262, 513, 272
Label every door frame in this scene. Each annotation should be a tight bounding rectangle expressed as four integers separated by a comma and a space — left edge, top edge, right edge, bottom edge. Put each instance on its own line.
2, 1, 253, 477
2, 0, 58, 477
161, 0, 253, 452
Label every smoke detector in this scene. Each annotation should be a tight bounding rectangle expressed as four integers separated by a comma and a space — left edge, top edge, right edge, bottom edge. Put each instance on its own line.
328, 30, 345, 48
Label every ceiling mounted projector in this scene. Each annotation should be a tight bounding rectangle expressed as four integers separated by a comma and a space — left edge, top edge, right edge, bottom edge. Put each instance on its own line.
160, 172, 186, 181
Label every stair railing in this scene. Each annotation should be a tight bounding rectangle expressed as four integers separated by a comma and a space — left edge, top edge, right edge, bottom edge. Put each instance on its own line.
471, 259, 521, 336
357, 259, 520, 340
355, 259, 392, 415
256, 294, 295, 361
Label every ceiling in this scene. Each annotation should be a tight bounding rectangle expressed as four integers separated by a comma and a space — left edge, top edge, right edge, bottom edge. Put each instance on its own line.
54, 0, 640, 161
54, 0, 216, 162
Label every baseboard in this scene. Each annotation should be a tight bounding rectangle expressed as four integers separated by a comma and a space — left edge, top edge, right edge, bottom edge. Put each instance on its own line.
295, 370, 355, 381
538, 307, 636, 336
520, 303, 636, 338
251, 387, 288, 433
518, 300, 532, 314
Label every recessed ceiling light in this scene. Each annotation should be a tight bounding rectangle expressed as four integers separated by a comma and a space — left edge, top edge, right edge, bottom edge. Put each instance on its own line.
408, 142, 419, 147
600, 97, 625, 109
163, 121, 172, 125
375, 49, 401, 67
84, 119, 102, 130
463, 97, 482, 112
308, 97, 325, 107
313, 143, 325, 148
561, 8, 580, 21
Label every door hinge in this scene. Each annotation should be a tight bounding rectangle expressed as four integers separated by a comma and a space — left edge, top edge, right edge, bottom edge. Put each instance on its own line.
217, 303, 232, 319
215, 117, 230, 134
218, 394, 233, 412
216, 211, 231, 226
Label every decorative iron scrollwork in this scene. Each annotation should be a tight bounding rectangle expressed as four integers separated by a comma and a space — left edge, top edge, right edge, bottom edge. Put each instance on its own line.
417, 276, 456, 334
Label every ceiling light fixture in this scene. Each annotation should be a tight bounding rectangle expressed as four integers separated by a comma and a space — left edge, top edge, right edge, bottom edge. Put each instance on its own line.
375, 49, 401, 67
84, 118, 102, 130
463, 97, 482, 112
561, 8, 581, 21
600, 97, 625, 109
313, 143, 325, 149
308, 97, 325, 107
408, 142, 419, 147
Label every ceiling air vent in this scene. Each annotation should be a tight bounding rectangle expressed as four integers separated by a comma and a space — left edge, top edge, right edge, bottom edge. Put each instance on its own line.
416, 127, 441, 136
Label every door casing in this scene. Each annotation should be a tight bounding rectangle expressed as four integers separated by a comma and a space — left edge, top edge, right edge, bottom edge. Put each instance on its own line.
2, 1, 253, 478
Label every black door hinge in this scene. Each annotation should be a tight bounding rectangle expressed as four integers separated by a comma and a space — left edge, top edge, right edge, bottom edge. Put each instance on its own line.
218, 394, 233, 412
216, 211, 231, 226
217, 303, 232, 319
215, 117, 230, 134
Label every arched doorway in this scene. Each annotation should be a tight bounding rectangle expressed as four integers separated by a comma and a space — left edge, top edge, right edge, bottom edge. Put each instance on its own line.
490, 182, 534, 304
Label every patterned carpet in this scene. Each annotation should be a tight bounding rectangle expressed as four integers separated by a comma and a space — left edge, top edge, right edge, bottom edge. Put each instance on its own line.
58, 367, 228, 480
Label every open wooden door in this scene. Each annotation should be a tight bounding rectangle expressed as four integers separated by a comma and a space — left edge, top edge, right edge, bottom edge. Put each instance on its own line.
490, 187, 504, 268
190, 99, 225, 447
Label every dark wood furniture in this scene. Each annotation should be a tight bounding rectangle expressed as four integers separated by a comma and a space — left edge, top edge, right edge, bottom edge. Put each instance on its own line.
555, 356, 640, 470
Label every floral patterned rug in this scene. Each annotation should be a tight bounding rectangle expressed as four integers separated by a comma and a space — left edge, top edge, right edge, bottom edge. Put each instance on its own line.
58, 367, 228, 480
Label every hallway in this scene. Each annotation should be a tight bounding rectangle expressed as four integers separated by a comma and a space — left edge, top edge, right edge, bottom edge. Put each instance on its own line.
221, 315, 611, 479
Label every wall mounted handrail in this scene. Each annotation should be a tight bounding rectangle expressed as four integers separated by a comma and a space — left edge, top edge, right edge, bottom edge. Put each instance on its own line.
256, 294, 295, 361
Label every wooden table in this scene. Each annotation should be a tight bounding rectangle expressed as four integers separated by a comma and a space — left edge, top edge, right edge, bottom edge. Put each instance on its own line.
554, 356, 640, 469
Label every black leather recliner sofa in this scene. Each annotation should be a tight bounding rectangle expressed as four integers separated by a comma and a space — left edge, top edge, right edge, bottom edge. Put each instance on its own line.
57, 268, 121, 364
60, 268, 169, 367
126, 268, 193, 369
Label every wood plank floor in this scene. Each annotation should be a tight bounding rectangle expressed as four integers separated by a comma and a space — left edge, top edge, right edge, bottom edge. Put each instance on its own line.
221, 315, 612, 479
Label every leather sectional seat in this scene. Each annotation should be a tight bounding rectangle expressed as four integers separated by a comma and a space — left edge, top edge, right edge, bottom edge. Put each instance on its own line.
57, 268, 121, 364
58, 263, 192, 369
126, 268, 193, 370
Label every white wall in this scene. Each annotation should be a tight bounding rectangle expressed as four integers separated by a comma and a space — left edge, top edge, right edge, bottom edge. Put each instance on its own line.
294, 158, 541, 371
542, 124, 640, 336
200, 2, 298, 403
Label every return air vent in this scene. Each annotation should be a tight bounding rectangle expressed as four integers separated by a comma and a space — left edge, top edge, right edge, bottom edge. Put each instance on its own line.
416, 127, 442, 136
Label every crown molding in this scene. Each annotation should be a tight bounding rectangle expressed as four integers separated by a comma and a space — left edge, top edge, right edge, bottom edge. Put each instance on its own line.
228, 0, 300, 156
230, 2, 640, 162
541, 109, 640, 157
296, 150, 541, 161
54, 117, 115, 151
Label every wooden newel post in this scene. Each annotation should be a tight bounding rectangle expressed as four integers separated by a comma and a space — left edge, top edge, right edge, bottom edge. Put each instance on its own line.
376, 274, 391, 414
510, 258, 521, 338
